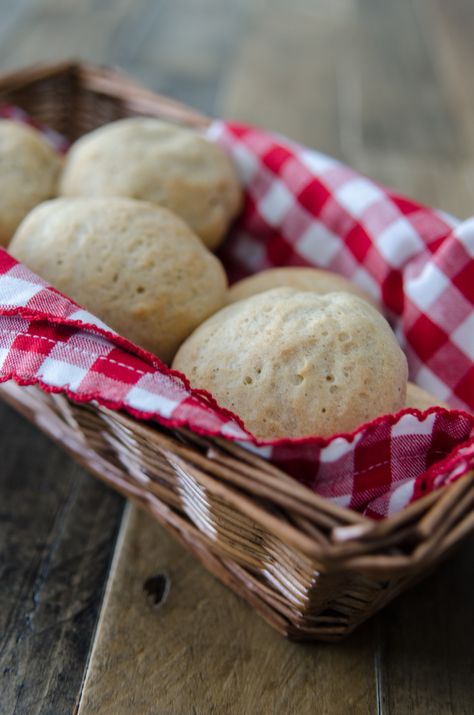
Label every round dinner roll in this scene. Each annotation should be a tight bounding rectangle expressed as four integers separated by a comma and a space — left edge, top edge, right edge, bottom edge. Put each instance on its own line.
60, 117, 242, 250
405, 382, 449, 410
173, 288, 408, 439
9, 197, 227, 363
227, 267, 379, 309
0, 120, 61, 246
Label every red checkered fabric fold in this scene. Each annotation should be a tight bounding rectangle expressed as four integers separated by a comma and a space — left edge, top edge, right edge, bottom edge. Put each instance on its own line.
0, 111, 473, 519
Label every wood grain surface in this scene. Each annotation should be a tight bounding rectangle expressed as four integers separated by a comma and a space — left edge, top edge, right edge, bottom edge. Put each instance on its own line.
77, 507, 474, 715
0, 404, 123, 715
78, 507, 376, 715
0, 0, 473, 713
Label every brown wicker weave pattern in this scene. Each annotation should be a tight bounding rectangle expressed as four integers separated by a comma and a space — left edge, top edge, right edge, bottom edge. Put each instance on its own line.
0, 61, 473, 641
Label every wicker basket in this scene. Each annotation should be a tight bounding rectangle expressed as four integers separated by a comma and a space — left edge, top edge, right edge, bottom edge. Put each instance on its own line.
1, 60, 473, 642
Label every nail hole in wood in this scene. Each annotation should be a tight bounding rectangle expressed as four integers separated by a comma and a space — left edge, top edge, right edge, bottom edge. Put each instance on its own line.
143, 572, 171, 609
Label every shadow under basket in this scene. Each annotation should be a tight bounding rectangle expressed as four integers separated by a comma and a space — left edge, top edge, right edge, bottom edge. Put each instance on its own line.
1, 61, 473, 642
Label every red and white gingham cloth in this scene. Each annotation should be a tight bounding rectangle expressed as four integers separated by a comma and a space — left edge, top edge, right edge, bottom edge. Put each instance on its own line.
0, 111, 473, 519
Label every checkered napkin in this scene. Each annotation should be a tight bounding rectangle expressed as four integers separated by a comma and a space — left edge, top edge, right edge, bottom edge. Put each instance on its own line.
0, 112, 473, 519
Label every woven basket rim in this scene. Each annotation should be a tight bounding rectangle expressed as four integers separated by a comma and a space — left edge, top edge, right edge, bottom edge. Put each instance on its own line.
108, 406, 474, 560
0, 59, 210, 128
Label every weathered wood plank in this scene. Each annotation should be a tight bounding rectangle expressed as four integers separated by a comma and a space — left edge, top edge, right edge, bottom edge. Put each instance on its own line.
416, 0, 474, 161
352, 0, 463, 160
0, 403, 124, 715
220, 1, 353, 156
78, 506, 377, 715
376, 534, 474, 715
116, 0, 247, 112
0, 0, 127, 70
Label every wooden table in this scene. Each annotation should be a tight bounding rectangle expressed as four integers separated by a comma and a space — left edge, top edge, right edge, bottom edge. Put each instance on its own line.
1, 1, 474, 713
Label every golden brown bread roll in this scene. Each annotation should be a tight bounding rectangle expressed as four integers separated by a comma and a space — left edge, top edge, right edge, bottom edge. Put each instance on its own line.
405, 382, 449, 410
9, 197, 227, 363
173, 288, 408, 439
60, 118, 242, 250
0, 120, 61, 246
227, 267, 379, 309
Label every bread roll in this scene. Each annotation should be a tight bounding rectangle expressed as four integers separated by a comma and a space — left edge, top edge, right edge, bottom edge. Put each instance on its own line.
227, 267, 379, 309
9, 197, 227, 363
405, 382, 449, 410
0, 120, 61, 246
60, 118, 242, 250
173, 288, 408, 439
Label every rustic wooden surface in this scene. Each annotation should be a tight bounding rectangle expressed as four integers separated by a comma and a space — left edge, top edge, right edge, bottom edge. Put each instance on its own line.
0, 0, 473, 713
0, 405, 124, 715
77, 507, 376, 715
